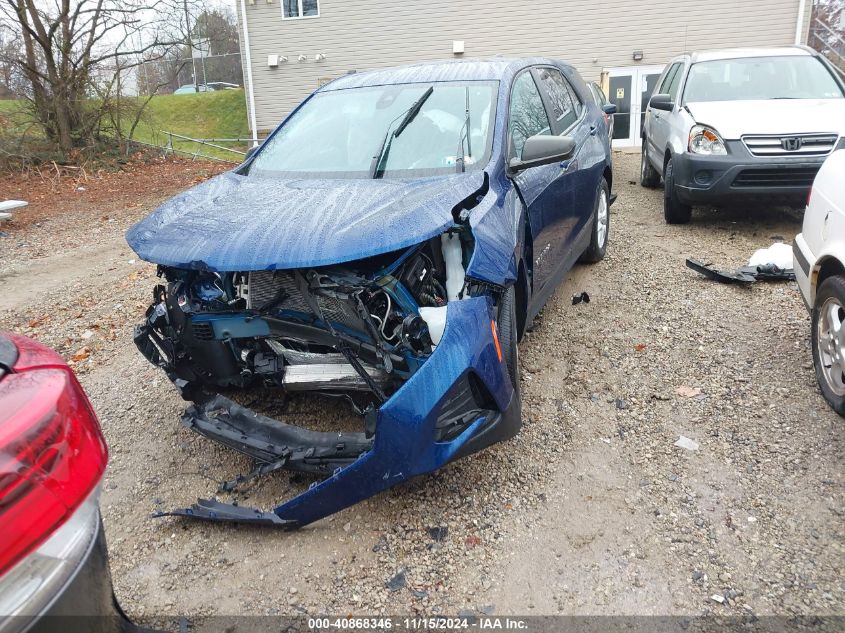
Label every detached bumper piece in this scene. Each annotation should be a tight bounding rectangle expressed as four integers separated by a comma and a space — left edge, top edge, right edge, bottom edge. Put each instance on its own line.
686, 258, 796, 285
182, 394, 373, 474
154, 498, 297, 527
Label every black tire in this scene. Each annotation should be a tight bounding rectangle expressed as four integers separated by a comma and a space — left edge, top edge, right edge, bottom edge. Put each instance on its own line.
498, 286, 522, 433
812, 276, 845, 416
663, 157, 692, 224
640, 142, 660, 188
580, 177, 610, 263
497, 285, 520, 392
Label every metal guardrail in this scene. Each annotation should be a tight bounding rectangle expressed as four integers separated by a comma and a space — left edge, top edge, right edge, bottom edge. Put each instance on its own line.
163, 131, 248, 159
127, 137, 240, 163
128, 132, 268, 163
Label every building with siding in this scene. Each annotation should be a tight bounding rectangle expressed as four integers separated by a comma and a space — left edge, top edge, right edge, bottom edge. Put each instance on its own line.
235, 0, 812, 146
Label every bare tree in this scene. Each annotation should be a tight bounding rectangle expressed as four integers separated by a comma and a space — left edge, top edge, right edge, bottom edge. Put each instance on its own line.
0, 0, 183, 157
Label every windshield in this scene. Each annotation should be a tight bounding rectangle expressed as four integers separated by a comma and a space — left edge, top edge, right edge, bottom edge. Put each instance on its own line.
249, 81, 498, 178
683, 55, 843, 103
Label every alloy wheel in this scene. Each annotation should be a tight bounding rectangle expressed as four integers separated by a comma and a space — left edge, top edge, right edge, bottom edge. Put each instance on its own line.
817, 297, 845, 396
596, 189, 608, 249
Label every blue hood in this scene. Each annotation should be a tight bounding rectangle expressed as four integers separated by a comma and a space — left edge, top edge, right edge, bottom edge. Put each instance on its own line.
126, 171, 486, 271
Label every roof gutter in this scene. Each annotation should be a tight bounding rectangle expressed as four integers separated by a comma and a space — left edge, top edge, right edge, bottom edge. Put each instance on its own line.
795, 0, 807, 44
239, 0, 259, 146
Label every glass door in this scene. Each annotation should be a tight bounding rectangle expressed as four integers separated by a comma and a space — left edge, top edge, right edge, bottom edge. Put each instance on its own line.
607, 65, 664, 147
637, 68, 663, 143
608, 73, 633, 146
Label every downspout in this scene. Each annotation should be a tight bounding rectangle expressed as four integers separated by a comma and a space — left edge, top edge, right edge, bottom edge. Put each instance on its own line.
239, 0, 259, 146
795, 0, 807, 44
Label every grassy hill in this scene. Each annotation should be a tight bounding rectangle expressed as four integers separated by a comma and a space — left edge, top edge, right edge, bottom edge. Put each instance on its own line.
133, 89, 249, 159
0, 89, 250, 162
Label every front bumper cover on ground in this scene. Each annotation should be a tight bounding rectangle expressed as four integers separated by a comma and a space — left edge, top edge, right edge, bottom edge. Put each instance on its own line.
155, 296, 520, 528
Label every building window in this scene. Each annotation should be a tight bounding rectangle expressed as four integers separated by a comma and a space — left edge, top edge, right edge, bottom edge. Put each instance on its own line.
283, 0, 319, 19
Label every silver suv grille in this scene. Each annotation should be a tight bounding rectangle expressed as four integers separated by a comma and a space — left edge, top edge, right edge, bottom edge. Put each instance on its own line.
742, 133, 838, 157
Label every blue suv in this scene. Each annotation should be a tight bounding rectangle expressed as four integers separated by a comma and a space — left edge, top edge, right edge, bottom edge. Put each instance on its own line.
127, 58, 615, 527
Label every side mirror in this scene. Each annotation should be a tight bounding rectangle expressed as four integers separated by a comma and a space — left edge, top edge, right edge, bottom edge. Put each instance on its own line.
509, 135, 576, 172
602, 103, 617, 115
244, 145, 259, 161
649, 93, 674, 111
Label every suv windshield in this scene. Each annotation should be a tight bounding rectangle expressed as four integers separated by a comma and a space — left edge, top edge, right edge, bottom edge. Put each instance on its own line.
683, 55, 844, 103
249, 81, 497, 178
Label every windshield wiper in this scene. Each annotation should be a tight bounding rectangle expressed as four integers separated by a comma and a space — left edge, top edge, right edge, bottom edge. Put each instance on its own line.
455, 86, 472, 173
371, 86, 434, 179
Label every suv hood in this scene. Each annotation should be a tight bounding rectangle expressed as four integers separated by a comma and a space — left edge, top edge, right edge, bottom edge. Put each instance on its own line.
126, 170, 485, 271
686, 99, 845, 140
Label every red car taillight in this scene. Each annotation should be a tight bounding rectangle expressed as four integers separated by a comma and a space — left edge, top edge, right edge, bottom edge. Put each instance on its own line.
0, 336, 108, 578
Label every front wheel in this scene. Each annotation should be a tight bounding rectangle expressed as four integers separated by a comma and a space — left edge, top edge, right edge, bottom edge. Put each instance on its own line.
580, 177, 610, 263
663, 157, 692, 224
812, 276, 845, 416
497, 285, 521, 392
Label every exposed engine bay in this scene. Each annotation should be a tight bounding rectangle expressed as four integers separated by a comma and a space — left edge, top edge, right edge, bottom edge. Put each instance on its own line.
137, 227, 472, 401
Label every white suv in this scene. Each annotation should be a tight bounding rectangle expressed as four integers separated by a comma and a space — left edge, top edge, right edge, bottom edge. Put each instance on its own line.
795, 150, 845, 415
641, 47, 845, 224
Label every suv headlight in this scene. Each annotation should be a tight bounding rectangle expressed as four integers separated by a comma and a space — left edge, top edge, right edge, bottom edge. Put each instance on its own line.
688, 125, 726, 155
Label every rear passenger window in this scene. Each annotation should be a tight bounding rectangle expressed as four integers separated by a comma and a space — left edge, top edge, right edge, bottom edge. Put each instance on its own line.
657, 63, 681, 97
654, 62, 680, 95
509, 72, 552, 160
665, 64, 684, 98
536, 67, 582, 132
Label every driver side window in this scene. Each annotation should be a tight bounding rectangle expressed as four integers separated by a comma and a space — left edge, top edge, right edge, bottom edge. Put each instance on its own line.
509, 71, 552, 160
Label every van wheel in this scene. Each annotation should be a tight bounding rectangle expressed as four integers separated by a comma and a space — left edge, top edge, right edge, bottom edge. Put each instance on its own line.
663, 157, 692, 224
640, 142, 660, 188
812, 276, 845, 416
579, 178, 610, 263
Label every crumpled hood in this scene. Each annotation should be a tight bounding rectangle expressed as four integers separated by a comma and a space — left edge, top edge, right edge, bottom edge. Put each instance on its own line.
127, 171, 485, 271
686, 99, 845, 139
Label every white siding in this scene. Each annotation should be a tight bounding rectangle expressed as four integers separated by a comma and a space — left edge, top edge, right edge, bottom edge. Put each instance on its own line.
237, 0, 807, 132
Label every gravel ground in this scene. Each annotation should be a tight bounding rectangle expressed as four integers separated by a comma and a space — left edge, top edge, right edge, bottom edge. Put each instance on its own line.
0, 152, 842, 627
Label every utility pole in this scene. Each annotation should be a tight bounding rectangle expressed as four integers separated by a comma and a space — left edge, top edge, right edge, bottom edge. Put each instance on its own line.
183, 0, 198, 92
200, 39, 208, 87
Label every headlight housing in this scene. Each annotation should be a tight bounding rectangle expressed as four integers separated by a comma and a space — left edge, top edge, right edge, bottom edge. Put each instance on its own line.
688, 125, 727, 155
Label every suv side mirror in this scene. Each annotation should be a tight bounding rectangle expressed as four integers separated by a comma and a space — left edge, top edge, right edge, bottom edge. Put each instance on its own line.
602, 103, 617, 115
649, 94, 674, 111
509, 135, 576, 172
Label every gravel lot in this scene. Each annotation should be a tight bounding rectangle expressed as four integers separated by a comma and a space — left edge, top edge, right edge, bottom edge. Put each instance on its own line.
0, 151, 842, 626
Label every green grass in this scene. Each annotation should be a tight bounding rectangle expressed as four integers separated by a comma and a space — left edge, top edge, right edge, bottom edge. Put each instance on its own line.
0, 89, 250, 162
0, 100, 23, 113
133, 89, 250, 161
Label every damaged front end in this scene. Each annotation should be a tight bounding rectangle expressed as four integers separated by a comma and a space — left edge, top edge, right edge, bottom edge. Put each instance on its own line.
134, 224, 519, 527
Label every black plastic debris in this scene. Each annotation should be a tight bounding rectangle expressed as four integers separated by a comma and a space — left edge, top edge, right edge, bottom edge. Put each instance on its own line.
429, 526, 449, 541
386, 570, 407, 592
686, 258, 795, 285
572, 291, 591, 305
